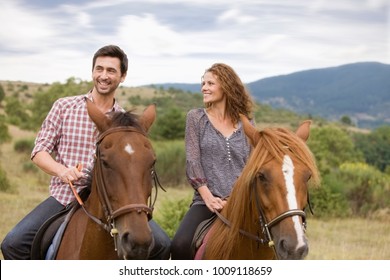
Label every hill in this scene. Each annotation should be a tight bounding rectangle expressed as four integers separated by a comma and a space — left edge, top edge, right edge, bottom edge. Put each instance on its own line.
248, 62, 390, 129
150, 62, 390, 129
2, 62, 389, 129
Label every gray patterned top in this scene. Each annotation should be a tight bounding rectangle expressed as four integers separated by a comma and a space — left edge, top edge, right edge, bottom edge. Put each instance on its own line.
185, 108, 253, 205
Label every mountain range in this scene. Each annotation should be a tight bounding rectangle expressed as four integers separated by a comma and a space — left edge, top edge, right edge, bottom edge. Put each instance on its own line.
149, 62, 390, 129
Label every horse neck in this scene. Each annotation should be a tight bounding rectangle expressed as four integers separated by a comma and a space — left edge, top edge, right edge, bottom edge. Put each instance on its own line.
204, 185, 276, 259
84, 181, 105, 217
205, 206, 275, 259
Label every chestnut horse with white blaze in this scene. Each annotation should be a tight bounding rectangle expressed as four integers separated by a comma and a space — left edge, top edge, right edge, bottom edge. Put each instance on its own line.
196, 116, 320, 260
56, 100, 158, 259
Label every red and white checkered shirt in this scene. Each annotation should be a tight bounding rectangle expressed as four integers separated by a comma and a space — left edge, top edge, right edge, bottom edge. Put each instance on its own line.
31, 92, 123, 205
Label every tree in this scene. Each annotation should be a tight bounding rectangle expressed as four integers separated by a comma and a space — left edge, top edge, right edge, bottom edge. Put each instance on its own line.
150, 107, 186, 140
0, 115, 11, 144
308, 125, 364, 175
340, 115, 353, 126
4, 96, 30, 128
353, 125, 390, 172
0, 84, 5, 105
339, 162, 390, 215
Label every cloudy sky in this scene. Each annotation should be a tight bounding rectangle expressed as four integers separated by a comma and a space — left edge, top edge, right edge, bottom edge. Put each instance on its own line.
0, 0, 388, 87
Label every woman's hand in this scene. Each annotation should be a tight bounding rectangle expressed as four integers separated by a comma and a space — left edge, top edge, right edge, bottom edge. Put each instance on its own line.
198, 185, 227, 212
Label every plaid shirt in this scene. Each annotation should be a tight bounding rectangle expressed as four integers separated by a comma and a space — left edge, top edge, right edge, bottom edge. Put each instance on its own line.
31, 92, 123, 205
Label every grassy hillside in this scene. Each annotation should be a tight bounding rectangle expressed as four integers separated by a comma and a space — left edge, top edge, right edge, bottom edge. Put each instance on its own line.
151, 62, 390, 129
1, 125, 389, 260
1, 79, 388, 260
0, 79, 157, 109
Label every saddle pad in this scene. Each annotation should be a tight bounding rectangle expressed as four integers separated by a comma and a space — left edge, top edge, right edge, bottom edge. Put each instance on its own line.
191, 214, 216, 259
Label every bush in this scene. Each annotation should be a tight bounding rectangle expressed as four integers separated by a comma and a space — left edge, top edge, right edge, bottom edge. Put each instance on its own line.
154, 194, 192, 238
310, 182, 351, 218
14, 138, 35, 154
150, 107, 186, 140
23, 162, 39, 173
339, 162, 390, 216
153, 140, 186, 187
0, 165, 11, 192
0, 115, 11, 144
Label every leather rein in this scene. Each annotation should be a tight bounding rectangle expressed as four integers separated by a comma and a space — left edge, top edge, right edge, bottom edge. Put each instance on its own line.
69, 126, 163, 250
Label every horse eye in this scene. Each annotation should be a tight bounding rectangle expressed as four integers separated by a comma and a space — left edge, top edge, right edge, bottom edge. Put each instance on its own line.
101, 159, 110, 169
257, 172, 267, 182
305, 172, 312, 182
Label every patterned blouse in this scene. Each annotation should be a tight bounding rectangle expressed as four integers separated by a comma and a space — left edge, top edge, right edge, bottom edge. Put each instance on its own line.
185, 108, 253, 205
31, 92, 123, 205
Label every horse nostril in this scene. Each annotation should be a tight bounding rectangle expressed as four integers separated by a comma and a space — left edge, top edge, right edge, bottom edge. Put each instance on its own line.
297, 244, 309, 258
278, 238, 288, 257
121, 232, 135, 249
277, 238, 308, 260
119, 232, 152, 260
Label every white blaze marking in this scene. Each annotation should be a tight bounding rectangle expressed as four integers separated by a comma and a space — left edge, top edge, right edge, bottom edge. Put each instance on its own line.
124, 143, 135, 155
282, 155, 306, 248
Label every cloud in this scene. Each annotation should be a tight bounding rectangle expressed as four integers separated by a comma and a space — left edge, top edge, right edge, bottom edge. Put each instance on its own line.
117, 14, 183, 56
0, 1, 56, 52
0, 0, 388, 86
217, 8, 257, 25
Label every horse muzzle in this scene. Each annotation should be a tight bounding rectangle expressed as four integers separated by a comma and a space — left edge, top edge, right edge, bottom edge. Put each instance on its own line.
117, 232, 154, 260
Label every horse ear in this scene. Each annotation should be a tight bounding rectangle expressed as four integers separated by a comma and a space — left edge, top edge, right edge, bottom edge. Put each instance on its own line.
139, 104, 156, 132
295, 120, 311, 142
240, 114, 259, 147
86, 98, 111, 132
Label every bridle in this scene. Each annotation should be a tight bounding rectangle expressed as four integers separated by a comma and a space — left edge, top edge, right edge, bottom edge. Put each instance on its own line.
214, 176, 313, 260
70, 126, 164, 251
251, 179, 311, 259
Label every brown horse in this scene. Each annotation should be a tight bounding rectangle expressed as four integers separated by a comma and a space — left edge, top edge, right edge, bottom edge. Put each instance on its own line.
56, 100, 158, 260
197, 116, 320, 260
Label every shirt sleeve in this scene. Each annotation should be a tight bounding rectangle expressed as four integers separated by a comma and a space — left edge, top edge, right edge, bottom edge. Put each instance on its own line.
31, 99, 63, 160
185, 109, 207, 189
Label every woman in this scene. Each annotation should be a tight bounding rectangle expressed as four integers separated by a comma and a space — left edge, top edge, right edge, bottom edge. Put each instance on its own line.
171, 63, 255, 259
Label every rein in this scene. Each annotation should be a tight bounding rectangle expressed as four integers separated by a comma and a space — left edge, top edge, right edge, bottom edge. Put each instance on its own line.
69, 126, 163, 250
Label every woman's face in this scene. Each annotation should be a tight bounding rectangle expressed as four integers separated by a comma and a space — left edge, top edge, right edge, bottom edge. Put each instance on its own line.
201, 72, 224, 105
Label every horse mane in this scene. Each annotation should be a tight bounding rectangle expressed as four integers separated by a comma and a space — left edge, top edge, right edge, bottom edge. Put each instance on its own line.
109, 110, 143, 131
205, 126, 320, 259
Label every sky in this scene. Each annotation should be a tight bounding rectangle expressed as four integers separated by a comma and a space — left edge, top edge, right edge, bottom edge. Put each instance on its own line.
0, 0, 389, 87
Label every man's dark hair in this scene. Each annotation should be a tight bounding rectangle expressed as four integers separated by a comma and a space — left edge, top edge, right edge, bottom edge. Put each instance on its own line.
92, 45, 128, 75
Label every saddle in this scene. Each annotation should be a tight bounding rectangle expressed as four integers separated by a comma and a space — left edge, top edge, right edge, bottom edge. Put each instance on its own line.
31, 203, 79, 260
191, 214, 216, 259
31, 188, 90, 260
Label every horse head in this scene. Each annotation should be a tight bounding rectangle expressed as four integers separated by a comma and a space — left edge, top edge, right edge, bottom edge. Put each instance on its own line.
239, 115, 320, 259
86, 99, 157, 259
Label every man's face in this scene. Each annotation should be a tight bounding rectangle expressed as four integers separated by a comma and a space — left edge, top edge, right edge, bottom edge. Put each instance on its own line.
92, 56, 126, 96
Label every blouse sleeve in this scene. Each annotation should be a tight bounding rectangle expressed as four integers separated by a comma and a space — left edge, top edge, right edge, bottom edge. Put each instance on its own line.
185, 109, 207, 190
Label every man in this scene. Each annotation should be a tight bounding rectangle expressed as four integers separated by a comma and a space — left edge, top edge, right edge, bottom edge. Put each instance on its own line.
1, 45, 170, 259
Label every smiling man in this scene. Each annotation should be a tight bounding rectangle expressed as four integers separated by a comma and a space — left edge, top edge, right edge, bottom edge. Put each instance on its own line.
0, 45, 171, 260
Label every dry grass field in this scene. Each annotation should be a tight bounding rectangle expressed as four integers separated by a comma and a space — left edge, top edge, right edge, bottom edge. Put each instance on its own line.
1, 126, 389, 260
